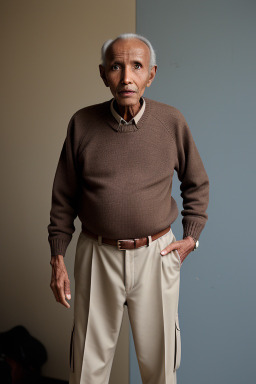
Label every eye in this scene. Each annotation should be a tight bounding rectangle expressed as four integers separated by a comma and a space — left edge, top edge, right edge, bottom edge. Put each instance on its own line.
111, 64, 120, 70
134, 63, 142, 69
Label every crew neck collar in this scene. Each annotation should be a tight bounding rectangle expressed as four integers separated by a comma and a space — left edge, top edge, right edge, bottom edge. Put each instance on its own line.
110, 97, 146, 127
106, 97, 151, 133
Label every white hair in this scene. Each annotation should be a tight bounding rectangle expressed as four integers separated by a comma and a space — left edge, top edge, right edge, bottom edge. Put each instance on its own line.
101, 33, 157, 68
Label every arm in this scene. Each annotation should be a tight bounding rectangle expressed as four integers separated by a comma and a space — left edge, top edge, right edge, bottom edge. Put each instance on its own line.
48, 115, 81, 306
48, 115, 81, 257
161, 114, 209, 263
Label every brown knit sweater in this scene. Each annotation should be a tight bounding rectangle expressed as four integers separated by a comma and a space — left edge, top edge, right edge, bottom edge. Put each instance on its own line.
48, 98, 209, 256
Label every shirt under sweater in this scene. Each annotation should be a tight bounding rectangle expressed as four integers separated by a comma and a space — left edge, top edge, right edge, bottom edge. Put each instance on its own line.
48, 97, 209, 257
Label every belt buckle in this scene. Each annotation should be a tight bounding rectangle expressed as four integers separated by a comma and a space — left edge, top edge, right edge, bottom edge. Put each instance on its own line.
117, 239, 127, 250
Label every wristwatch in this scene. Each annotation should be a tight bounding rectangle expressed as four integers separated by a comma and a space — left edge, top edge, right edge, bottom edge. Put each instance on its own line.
191, 237, 199, 251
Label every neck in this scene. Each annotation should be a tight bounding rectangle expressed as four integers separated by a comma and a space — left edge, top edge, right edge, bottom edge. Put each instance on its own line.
115, 100, 141, 121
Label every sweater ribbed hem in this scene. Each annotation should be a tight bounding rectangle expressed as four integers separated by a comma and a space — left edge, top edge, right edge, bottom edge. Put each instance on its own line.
182, 219, 205, 242
49, 238, 70, 257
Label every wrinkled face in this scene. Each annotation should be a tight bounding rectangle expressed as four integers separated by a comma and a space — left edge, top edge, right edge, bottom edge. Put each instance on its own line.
99, 38, 157, 108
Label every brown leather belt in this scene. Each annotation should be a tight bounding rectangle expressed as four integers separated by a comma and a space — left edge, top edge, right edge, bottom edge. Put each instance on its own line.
82, 225, 171, 250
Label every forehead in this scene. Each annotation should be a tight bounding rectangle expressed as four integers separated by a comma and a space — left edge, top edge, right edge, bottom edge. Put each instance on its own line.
106, 38, 150, 63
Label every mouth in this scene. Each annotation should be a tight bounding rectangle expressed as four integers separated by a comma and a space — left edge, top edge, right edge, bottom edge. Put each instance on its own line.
118, 90, 136, 96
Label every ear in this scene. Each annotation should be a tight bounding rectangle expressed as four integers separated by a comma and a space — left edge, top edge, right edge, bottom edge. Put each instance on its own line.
146, 65, 157, 87
99, 65, 109, 87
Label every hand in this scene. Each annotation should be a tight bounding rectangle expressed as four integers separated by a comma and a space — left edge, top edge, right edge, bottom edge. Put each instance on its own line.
160, 236, 196, 265
50, 255, 71, 308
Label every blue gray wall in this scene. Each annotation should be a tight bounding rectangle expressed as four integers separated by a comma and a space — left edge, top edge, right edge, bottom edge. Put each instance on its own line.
130, 1, 256, 383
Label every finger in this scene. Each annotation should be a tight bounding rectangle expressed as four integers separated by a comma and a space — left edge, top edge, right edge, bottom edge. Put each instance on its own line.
57, 280, 70, 308
64, 279, 71, 300
50, 270, 61, 303
160, 241, 180, 256
50, 282, 60, 302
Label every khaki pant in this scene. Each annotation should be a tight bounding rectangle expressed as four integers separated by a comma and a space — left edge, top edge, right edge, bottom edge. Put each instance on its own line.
69, 228, 181, 384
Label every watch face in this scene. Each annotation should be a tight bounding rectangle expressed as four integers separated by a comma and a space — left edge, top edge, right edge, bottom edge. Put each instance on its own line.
195, 240, 199, 248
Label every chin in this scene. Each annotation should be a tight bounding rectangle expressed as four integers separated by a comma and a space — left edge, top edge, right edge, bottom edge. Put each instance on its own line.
116, 96, 139, 106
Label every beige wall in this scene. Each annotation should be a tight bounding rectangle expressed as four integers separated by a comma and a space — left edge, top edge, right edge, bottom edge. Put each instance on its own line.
0, 0, 135, 381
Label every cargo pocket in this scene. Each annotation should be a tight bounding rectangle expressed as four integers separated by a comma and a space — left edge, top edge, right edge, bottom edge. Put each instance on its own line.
69, 322, 75, 372
173, 314, 181, 371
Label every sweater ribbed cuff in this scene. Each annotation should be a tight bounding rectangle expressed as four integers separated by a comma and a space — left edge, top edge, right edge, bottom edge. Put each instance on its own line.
182, 219, 205, 242
49, 238, 70, 257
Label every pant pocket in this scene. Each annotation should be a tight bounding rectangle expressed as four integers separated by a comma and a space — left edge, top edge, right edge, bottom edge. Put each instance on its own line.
175, 249, 182, 268
69, 322, 75, 372
173, 314, 181, 371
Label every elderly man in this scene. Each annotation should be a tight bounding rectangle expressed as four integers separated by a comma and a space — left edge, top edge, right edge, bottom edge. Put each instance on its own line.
48, 33, 209, 384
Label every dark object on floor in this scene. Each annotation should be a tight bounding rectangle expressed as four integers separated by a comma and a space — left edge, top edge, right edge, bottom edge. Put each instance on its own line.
0, 325, 47, 383
0, 357, 12, 383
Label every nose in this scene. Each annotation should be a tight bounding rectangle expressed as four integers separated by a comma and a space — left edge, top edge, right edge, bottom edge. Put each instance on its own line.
121, 66, 132, 84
